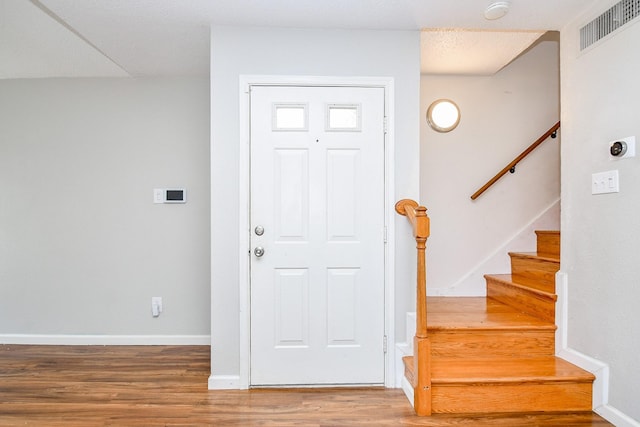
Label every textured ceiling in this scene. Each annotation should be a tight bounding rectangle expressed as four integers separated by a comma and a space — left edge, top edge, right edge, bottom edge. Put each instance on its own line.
0, 1, 128, 78
421, 29, 546, 75
1, 0, 592, 79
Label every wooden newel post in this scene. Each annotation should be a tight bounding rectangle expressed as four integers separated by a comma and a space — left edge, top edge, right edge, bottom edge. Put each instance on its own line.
395, 200, 432, 416
413, 207, 429, 340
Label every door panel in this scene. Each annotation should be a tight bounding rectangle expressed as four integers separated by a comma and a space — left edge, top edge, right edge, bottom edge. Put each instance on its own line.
274, 149, 308, 240
250, 85, 385, 386
274, 268, 309, 347
326, 268, 359, 346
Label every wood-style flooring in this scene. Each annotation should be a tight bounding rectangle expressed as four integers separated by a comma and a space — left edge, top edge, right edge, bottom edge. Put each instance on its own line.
0, 345, 612, 426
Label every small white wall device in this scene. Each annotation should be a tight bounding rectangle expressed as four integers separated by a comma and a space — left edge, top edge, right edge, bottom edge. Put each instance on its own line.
154, 188, 187, 204
609, 136, 635, 159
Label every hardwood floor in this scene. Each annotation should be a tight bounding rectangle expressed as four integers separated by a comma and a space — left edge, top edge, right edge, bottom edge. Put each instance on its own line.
0, 345, 612, 426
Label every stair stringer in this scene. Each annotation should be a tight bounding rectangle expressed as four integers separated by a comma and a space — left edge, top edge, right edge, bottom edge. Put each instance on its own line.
430, 199, 559, 296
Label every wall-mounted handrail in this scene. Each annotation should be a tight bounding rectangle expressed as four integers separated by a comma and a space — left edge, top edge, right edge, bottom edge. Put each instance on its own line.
395, 199, 431, 416
470, 121, 560, 200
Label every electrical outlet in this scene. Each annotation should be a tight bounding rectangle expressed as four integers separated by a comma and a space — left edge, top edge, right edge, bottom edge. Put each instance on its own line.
151, 296, 163, 317
153, 189, 164, 204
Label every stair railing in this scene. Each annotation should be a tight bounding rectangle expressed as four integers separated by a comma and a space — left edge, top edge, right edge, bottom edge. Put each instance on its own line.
470, 121, 560, 200
395, 199, 431, 416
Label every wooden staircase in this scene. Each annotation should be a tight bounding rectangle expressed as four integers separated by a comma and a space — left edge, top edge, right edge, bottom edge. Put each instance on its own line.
397, 201, 595, 415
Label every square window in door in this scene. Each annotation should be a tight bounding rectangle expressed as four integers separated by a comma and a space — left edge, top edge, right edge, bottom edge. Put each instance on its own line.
272, 104, 309, 131
326, 104, 361, 132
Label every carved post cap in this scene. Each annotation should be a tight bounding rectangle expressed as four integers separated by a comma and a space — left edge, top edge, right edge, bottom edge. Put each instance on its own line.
395, 199, 419, 216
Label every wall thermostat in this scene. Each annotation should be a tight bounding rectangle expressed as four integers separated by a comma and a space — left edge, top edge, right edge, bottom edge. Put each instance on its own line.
609, 136, 635, 160
610, 140, 627, 157
154, 188, 187, 204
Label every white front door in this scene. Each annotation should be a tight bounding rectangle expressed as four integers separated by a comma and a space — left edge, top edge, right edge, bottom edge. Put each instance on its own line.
249, 85, 385, 386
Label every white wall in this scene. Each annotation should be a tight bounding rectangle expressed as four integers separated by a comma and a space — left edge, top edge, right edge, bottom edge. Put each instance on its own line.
561, 1, 640, 423
0, 78, 211, 341
210, 26, 420, 378
420, 40, 561, 295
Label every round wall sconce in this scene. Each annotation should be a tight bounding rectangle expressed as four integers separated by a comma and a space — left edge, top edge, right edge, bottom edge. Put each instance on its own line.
426, 99, 461, 133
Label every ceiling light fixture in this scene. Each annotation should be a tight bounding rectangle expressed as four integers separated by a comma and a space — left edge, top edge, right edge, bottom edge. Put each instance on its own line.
484, 1, 510, 20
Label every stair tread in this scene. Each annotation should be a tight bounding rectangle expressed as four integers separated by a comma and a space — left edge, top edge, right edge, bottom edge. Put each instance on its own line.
426, 297, 555, 330
430, 356, 595, 384
509, 251, 559, 263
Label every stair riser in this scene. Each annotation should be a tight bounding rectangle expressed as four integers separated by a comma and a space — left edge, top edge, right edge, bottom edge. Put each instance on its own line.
430, 331, 555, 358
432, 382, 593, 414
510, 256, 558, 293
486, 278, 555, 323
536, 231, 560, 258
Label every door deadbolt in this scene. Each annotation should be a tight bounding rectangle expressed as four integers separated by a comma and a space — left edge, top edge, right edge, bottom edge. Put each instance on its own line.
254, 247, 265, 257
254, 225, 265, 236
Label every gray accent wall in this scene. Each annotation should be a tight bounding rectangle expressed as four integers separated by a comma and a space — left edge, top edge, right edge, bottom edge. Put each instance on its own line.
561, 2, 640, 422
0, 77, 211, 338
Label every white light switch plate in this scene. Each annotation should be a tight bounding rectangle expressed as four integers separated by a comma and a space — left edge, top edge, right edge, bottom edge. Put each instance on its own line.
592, 170, 619, 194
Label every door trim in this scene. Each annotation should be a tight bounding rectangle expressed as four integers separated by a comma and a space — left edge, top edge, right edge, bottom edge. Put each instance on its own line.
238, 75, 396, 388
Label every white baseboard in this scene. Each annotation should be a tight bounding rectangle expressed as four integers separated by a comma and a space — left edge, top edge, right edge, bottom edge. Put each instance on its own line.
556, 271, 609, 409
558, 347, 608, 409
400, 375, 414, 407
208, 374, 242, 390
596, 404, 640, 427
0, 334, 210, 345
556, 272, 639, 426
557, 337, 640, 427
395, 342, 411, 388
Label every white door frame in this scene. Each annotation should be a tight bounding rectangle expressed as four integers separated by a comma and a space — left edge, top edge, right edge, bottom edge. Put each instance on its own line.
238, 75, 396, 389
